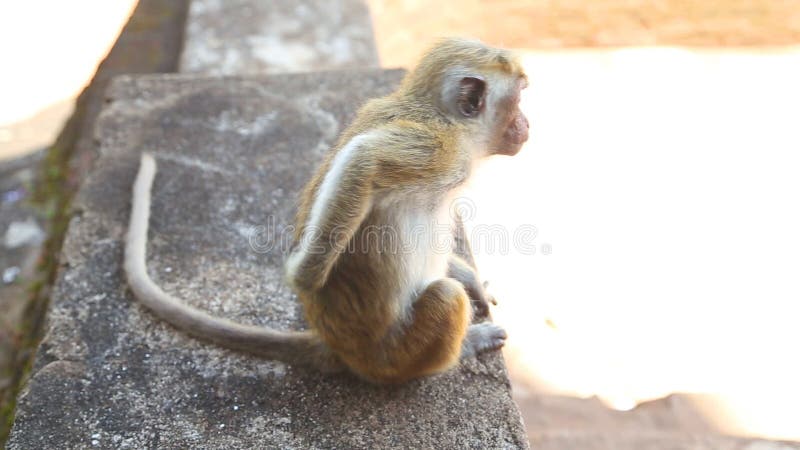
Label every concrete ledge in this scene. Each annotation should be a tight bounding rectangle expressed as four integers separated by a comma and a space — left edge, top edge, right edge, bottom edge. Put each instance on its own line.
180, 0, 380, 74
8, 70, 528, 449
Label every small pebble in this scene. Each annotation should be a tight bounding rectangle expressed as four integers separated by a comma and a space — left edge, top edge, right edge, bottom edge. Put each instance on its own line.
3, 218, 44, 248
1, 188, 24, 204
2, 266, 20, 284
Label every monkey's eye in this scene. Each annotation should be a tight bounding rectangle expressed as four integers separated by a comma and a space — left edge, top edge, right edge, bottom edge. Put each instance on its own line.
458, 76, 486, 118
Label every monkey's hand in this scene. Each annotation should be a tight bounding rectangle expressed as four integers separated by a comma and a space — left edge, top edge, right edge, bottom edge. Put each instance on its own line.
471, 283, 501, 320
447, 256, 495, 320
471, 280, 498, 319
471, 291, 491, 320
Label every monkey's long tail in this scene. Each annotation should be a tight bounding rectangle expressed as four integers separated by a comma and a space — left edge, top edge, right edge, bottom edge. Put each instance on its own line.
124, 153, 341, 371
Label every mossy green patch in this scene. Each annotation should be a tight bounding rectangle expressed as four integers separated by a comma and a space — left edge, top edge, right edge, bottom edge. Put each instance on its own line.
0, 136, 75, 444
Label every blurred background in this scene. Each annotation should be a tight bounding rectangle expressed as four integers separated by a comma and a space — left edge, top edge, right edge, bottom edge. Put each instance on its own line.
0, 1, 138, 161
1, 0, 799, 444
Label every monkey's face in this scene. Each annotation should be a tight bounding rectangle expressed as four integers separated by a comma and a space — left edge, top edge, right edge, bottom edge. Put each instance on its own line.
445, 65, 529, 156
491, 76, 529, 156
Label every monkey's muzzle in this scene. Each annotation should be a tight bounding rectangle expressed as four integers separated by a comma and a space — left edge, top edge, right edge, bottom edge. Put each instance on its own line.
508, 112, 530, 145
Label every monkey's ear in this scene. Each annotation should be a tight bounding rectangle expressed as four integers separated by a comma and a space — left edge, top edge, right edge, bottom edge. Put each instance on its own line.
457, 76, 486, 118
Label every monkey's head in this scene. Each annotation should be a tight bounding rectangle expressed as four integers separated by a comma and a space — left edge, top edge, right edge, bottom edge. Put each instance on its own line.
402, 38, 530, 156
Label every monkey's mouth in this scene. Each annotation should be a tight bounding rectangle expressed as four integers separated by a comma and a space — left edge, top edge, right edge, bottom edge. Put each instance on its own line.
509, 78, 530, 145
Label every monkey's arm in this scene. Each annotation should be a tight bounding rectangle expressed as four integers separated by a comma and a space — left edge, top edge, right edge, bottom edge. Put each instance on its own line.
286, 134, 378, 291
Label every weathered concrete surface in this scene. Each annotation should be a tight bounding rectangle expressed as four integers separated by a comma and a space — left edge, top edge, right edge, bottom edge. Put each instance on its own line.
8, 70, 529, 449
0, 150, 45, 393
180, 0, 380, 75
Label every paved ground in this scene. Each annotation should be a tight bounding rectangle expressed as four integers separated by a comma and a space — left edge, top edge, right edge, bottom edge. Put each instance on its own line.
0, 0, 137, 161
367, 0, 800, 67
180, 0, 378, 74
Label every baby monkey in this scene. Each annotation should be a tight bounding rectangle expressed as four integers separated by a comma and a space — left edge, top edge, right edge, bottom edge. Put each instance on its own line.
125, 38, 530, 383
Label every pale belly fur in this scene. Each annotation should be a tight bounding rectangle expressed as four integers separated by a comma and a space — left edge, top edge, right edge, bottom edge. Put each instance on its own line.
373, 189, 459, 313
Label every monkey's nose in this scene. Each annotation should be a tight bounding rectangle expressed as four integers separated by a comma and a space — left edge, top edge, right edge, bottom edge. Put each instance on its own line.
513, 113, 529, 144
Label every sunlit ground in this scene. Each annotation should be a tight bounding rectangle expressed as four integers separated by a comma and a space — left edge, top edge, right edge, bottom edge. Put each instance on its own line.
461, 47, 800, 441
0, 0, 136, 160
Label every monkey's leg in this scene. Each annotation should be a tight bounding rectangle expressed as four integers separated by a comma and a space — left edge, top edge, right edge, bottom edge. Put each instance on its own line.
380, 278, 471, 381
447, 255, 494, 319
379, 278, 506, 382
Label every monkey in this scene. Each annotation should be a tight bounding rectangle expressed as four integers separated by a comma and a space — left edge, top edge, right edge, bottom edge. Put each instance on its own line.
125, 38, 530, 383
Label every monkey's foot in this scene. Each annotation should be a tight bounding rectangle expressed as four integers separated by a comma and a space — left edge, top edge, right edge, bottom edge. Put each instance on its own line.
461, 323, 507, 358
